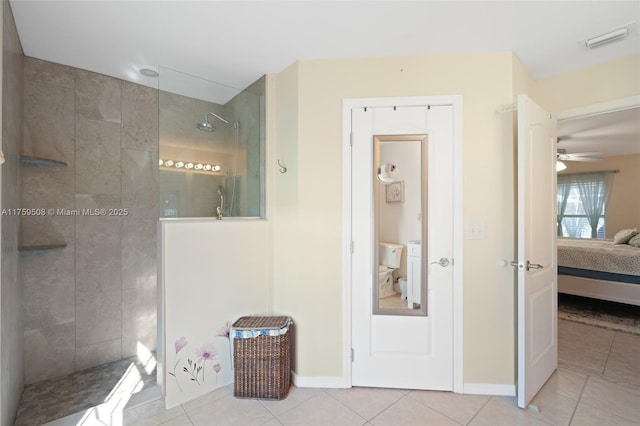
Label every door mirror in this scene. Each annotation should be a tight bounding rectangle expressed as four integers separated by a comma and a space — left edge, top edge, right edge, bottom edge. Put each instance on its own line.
373, 134, 428, 316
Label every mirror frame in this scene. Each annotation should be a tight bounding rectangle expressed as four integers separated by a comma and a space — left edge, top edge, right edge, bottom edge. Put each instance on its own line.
372, 134, 428, 316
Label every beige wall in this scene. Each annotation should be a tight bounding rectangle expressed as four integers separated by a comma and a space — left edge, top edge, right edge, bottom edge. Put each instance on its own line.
537, 54, 640, 113
269, 52, 639, 388
270, 62, 305, 374
559, 154, 640, 238
272, 53, 520, 385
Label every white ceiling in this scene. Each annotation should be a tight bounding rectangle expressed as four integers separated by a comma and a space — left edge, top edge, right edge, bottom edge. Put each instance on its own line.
558, 107, 640, 158
9, 1, 640, 105
7, 1, 640, 158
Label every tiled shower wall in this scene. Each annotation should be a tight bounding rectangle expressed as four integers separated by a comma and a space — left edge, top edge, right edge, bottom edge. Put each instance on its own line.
21, 57, 158, 384
1, 1, 25, 423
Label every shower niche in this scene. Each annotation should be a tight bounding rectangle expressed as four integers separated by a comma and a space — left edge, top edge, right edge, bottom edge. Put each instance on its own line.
159, 67, 265, 219
18, 155, 68, 253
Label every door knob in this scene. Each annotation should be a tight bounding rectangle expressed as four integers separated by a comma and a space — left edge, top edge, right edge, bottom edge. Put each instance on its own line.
526, 261, 543, 270
431, 257, 450, 267
510, 260, 543, 271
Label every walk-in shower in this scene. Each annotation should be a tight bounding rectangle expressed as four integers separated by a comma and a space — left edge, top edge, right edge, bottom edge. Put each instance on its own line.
158, 67, 264, 219
195, 111, 241, 218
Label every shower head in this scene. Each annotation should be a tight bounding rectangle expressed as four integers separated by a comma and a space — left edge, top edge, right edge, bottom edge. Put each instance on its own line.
216, 185, 224, 196
196, 120, 216, 132
196, 112, 240, 132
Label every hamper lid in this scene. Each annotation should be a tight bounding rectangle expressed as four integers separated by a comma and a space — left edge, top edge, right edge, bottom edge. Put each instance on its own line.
232, 316, 291, 339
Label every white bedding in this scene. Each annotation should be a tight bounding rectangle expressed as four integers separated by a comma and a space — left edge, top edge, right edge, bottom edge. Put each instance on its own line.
557, 238, 640, 276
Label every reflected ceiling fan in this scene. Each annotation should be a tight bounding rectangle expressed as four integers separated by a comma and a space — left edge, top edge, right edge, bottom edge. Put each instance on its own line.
556, 148, 601, 171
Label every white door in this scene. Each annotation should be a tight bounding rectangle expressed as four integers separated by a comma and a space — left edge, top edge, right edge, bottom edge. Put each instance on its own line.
350, 103, 454, 390
516, 94, 558, 408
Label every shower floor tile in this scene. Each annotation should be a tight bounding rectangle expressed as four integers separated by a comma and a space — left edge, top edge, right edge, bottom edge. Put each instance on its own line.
14, 355, 156, 426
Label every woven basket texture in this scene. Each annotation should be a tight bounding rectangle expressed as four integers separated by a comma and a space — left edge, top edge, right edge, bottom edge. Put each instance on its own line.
233, 316, 291, 400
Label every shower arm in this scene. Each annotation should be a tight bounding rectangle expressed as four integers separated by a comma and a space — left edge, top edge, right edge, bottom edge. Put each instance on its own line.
205, 112, 239, 129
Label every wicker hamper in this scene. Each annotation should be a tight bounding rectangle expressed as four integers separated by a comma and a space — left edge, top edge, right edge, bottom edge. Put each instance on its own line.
232, 316, 292, 400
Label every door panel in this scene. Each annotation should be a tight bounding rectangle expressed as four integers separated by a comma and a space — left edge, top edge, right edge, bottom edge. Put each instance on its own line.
517, 94, 558, 408
351, 104, 453, 390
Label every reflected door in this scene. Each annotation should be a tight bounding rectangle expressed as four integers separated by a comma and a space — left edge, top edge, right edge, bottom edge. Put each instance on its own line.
350, 103, 455, 390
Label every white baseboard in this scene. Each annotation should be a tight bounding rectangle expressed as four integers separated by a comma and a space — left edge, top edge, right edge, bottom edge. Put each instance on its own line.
463, 383, 516, 396
291, 372, 348, 388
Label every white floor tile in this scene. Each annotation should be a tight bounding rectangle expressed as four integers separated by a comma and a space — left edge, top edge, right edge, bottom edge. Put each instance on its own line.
407, 390, 489, 425
325, 387, 406, 421
468, 399, 551, 426
604, 332, 640, 385
579, 376, 640, 424
570, 401, 638, 426
259, 386, 323, 417
130, 406, 187, 426
158, 414, 194, 426
539, 368, 587, 401
276, 392, 366, 426
530, 388, 579, 426
180, 384, 234, 413
369, 396, 461, 425
186, 394, 275, 426
558, 321, 615, 373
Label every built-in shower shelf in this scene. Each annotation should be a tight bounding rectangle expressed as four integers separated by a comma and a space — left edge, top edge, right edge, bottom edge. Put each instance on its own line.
20, 156, 67, 167
18, 243, 67, 253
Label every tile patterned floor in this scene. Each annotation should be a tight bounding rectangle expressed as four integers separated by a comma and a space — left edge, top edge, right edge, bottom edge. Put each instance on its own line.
14, 313, 640, 425
130, 318, 640, 426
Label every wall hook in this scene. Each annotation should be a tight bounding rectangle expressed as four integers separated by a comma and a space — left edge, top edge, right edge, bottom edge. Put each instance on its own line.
277, 159, 287, 174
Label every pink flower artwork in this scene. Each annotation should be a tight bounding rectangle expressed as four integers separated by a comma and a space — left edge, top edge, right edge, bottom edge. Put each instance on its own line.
217, 321, 232, 338
196, 344, 218, 363
174, 336, 188, 354
194, 343, 218, 382
213, 363, 221, 384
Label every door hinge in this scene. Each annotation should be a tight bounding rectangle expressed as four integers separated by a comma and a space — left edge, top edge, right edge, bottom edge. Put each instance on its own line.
350, 348, 354, 362
350, 240, 354, 254
350, 132, 354, 147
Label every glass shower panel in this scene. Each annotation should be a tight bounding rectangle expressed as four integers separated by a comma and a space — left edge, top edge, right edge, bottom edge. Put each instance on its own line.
158, 67, 264, 218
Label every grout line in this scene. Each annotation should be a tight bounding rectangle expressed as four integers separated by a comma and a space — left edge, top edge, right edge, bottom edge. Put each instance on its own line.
72, 67, 78, 372
256, 387, 304, 418
403, 391, 467, 425
567, 374, 590, 426
182, 409, 195, 426
466, 396, 492, 425
318, 388, 369, 424
601, 331, 617, 376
